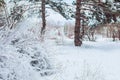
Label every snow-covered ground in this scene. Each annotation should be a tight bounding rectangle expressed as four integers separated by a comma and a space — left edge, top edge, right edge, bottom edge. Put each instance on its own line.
1, 0, 120, 80
47, 40, 120, 80
0, 15, 120, 80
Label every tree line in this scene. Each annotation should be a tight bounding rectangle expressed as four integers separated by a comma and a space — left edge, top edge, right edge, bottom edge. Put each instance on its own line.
0, 0, 120, 46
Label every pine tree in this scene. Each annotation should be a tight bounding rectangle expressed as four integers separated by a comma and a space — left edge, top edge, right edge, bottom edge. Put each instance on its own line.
41, 0, 46, 35
74, 0, 82, 46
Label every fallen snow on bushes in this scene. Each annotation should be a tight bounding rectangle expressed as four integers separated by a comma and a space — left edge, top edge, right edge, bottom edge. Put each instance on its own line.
0, 17, 54, 80
0, 42, 54, 80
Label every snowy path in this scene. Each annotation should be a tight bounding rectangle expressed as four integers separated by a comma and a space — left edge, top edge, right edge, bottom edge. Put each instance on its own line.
49, 41, 120, 80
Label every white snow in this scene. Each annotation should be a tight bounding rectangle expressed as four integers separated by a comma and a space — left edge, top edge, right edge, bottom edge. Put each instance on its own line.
1, 16, 120, 80
46, 40, 120, 80
1, 0, 120, 80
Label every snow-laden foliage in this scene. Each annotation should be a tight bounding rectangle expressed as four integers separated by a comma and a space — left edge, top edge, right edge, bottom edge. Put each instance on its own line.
2, 0, 120, 29
0, 16, 54, 80
0, 45, 33, 80
0, 42, 53, 80
0, 0, 120, 80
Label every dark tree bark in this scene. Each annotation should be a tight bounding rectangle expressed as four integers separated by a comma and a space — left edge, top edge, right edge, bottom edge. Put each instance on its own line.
118, 30, 120, 40
112, 31, 116, 41
74, 0, 82, 46
81, 19, 85, 39
41, 0, 46, 35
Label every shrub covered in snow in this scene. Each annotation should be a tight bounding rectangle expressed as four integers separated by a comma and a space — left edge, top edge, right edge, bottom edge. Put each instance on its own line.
0, 40, 54, 80
0, 18, 54, 80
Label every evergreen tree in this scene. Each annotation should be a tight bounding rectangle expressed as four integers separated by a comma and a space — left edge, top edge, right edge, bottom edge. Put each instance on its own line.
41, 0, 46, 35
74, 0, 82, 46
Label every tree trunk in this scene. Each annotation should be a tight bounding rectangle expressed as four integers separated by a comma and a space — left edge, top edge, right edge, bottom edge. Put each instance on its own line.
118, 30, 120, 40
3, 5, 9, 28
41, 0, 46, 35
112, 32, 115, 41
74, 0, 82, 46
81, 19, 85, 39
